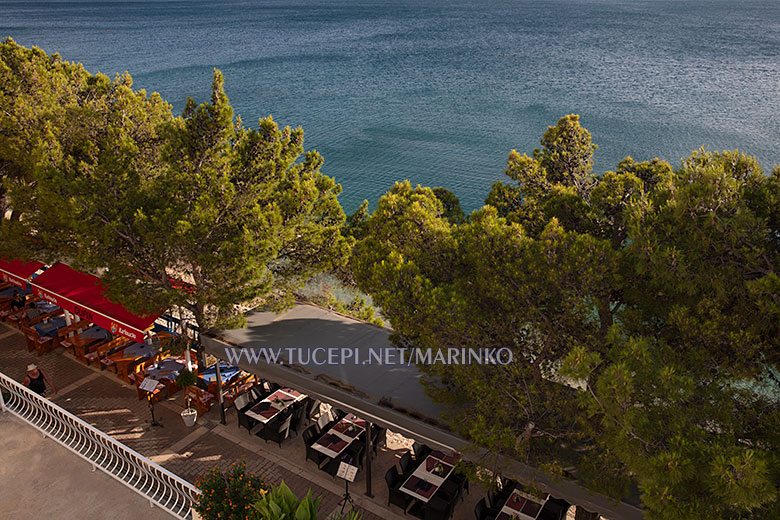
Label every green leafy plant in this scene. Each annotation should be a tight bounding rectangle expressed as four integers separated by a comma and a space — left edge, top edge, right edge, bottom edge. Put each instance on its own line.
175, 368, 197, 411
193, 459, 269, 520
250, 481, 362, 520
251, 482, 320, 520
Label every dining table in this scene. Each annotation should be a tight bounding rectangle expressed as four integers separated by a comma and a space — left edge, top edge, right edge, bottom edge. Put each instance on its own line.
146, 357, 186, 381
79, 325, 111, 341
122, 341, 158, 359
199, 361, 241, 383
245, 388, 306, 425
312, 413, 366, 459
32, 317, 67, 337
400, 450, 461, 503
34, 301, 60, 314
0, 286, 29, 299
494, 487, 549, 520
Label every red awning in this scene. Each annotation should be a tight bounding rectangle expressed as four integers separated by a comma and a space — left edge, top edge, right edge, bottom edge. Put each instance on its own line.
30, 263, 160, 342
0, 259, 46, 289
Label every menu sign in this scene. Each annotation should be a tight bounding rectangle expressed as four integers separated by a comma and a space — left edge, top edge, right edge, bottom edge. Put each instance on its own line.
336, 462, 358, 482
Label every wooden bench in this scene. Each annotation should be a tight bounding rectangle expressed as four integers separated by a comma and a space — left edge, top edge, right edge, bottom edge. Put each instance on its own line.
131, 359, 168, 404
20, 325, 49, 354
85, 338, 133, 367
25, 308, 64, 329
221, 374, 257, 409
3, 296, 42, 326
53, 321, 89, 352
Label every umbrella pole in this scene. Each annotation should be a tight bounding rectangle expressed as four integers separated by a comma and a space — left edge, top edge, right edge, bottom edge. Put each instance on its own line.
364, 421, 373, 497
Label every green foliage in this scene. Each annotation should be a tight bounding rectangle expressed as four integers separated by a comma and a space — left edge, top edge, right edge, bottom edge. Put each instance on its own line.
306, 291, 383, 327
193, 460, 269, 520
0, 41, 350, 338
352, 118, 780, 519
174, 368, 197, 389
194, 468, 361, 520
432, 187, 465, 225
250, 481, 361, 520
250, 482, 320, 520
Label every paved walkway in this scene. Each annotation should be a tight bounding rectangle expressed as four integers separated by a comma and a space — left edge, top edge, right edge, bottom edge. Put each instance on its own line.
0, 414, 173, 520
0, 323, 486, 520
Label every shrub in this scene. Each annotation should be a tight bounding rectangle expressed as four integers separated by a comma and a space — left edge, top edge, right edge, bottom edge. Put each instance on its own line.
193, 459, 269, 520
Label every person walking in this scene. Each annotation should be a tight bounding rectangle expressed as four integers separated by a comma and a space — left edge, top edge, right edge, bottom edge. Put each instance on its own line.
23, 364, 56, 396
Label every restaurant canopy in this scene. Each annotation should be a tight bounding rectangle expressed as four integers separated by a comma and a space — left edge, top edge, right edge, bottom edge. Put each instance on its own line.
30, 262, 160, 342
201, 304, 644, 520
0, 259, 46, 289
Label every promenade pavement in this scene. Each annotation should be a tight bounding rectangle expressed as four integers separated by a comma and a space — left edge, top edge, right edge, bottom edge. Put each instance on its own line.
0, 413, 173, 520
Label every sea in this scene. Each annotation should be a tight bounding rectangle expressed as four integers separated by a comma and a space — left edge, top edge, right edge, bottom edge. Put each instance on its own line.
2, 0, 779, 212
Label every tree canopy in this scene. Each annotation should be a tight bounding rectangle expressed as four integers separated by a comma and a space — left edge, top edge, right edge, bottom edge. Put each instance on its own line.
0, 38, 349, 337
352, 116, 780, 519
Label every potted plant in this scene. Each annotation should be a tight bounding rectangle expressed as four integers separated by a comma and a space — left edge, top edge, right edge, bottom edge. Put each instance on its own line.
175, 368, 198, 427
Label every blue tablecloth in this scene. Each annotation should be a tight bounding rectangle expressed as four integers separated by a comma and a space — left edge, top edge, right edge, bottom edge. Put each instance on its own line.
33, 317, 67, 337
200, 362, 240, 383
81, 325, 110, 340
35, 301, 60, 314
0, 286, 29, 299
147, 358, 185, 381
122, 342, 157, 359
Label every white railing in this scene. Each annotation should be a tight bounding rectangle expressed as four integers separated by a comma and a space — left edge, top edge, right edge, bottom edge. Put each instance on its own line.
0, 371, 199, 519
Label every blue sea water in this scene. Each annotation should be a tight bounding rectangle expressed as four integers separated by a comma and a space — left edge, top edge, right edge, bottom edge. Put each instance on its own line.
2, 0, 779, 212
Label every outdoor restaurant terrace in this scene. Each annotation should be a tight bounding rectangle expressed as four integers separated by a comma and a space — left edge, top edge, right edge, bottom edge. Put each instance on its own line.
0, 256, 642, 520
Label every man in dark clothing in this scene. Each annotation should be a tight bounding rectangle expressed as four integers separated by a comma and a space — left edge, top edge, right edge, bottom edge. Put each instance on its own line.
10, 291, 24, 311
23, 364, 56, 396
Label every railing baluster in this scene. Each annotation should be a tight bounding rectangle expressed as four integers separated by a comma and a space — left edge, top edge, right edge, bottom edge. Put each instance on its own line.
0, 372, 199, 519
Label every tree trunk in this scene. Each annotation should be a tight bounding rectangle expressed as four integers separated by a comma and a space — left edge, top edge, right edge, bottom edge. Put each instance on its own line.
596, 293, 613, 339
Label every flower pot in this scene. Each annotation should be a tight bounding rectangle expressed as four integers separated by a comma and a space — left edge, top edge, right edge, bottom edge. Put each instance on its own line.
181, 407, 198, 427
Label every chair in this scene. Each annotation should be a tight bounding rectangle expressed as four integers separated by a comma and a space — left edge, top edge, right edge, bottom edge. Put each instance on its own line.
260, 413, 292, 448
303, 426, 327, 466
474, 498, 500, 520
439, 477, 464, 504
538, 498, 570, 520
385, 466, 412, 512
289, 405, 307, 438
306, 398, 321, 420
488, 487, 503, 509
371, 426, 387, 454
234, 392, 251, 412
316, 412, 331, 431
450, 472, 469, 496
250, 385, 268, 402
400, 451, 415, 475
498, 475, 516, 491
423, 495, 454, 520
237, 397, 259, 433
413, 441, 432, 461
345, 439, 365, 471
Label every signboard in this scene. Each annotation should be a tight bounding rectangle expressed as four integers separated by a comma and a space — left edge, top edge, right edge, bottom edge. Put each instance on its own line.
1, 270, 28, 288
139, 377, 161, 393
336, 462, 358, 482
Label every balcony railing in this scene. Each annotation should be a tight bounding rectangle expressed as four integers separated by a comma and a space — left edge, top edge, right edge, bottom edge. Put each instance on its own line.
0, 371, 199, 519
